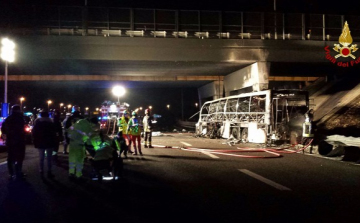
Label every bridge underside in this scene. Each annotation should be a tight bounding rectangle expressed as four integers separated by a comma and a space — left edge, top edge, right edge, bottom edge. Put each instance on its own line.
1, 36, 359, 109
1, 59, 341, 89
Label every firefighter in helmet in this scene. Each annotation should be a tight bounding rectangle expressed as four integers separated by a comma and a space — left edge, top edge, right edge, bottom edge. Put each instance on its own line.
117, 110, 131, 152
127, 110, 142, 155
143, 108, 154, 148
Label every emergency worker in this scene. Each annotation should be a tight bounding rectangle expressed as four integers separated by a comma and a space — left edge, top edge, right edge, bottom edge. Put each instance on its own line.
143, 109, 154, 148
127, 111, 142, 155
302, 109, 315, 153
67, 118, 96, 180
112, 131, 129, 158
1, 105, 26, 180
117, 110, 132, 152
89, 131, 121, 180
63, 106, 84, 154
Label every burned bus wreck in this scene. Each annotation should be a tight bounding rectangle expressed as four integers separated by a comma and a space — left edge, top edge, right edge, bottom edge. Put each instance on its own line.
195, 89, 310, 144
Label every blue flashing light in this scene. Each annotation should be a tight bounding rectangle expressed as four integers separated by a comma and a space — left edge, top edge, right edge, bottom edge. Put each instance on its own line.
24, 112, 33, 116
1, 103, 9, 117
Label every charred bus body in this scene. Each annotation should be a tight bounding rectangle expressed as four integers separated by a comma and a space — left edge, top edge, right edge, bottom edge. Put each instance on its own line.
195, 90, 310, 144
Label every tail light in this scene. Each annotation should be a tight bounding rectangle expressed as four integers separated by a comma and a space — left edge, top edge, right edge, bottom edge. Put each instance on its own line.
25, 126, 31, 132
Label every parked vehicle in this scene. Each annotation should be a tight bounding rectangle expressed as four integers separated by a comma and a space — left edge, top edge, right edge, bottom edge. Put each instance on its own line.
23, 115, 33, 144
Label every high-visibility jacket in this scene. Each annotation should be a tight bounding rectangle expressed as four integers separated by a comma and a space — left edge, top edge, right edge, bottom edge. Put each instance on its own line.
118, 116, 129, 134
89, 133, 115, 161
68, 119, 93, 143
68, 119, 94, 178
127, 117, 142, 136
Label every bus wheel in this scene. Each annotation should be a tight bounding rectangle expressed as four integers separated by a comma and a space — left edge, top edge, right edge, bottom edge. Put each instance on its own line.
231, 127, 240, 140
241, 128, 248, 143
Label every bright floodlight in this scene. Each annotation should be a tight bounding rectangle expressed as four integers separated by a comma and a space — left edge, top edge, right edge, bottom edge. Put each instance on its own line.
112, 86, 126, 97
1, 38, 15, 62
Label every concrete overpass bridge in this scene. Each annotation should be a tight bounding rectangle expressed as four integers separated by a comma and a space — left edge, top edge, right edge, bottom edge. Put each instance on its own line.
1, 5, 360, 104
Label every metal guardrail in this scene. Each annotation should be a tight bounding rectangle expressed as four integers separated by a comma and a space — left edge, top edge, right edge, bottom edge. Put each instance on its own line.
0, 5, 359, 41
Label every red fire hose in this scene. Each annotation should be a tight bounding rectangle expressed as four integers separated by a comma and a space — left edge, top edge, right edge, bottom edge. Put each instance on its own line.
153, 139, 313, 159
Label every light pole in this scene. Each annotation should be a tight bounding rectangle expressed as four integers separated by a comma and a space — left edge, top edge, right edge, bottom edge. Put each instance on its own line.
167, 104, 170, 109
68, 104, 71, 113
1, 38, 15, 117
20, 97, 25, 111
60, 103, 64, 112
47, 100, 52, 111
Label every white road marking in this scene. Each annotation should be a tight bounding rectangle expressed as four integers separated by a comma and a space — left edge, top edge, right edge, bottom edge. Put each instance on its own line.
201, 151, 220, 159
180, 142, 192, 147
239, 169, 291, 191
0, 161, 7, 166
263, 150, 281, 156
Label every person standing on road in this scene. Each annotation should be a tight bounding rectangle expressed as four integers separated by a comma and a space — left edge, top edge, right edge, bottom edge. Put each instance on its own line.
112, 131, 129, 159
67, 118, 95, 181
62, 113, 71, 154
117, 110, 132, 153
1, 105, 26, 180
32, 111, 57, 178
143, 109, 154, 148
63, 106, 84, 154
52, 109, 63, 162
127, 111, 142, 155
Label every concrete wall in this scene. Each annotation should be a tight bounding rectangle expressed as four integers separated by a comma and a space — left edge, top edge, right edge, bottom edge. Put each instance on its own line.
224, 62, 270, 96
197, 79, 224, 104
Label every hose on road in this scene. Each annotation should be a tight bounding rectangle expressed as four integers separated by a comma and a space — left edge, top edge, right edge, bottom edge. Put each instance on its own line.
153, 139, 313, 159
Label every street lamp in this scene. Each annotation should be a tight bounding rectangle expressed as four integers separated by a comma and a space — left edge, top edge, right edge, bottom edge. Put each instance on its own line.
112, 86, 126, 117
167, 104, 170, 109
68, 104, 71, 112
47, 100, 52, 111
195, 103, 198, 108
112, 86, 126, 105
1, 38, 15, 117
19, 97, 25, 111
149, 106, 152, 110
60, 103, 64, 111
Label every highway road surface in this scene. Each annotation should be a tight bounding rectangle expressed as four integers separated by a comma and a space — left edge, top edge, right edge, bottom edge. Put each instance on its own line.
0, 132, 359, 223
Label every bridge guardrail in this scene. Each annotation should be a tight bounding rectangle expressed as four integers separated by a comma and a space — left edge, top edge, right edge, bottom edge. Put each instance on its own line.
0, 5, 359, 41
